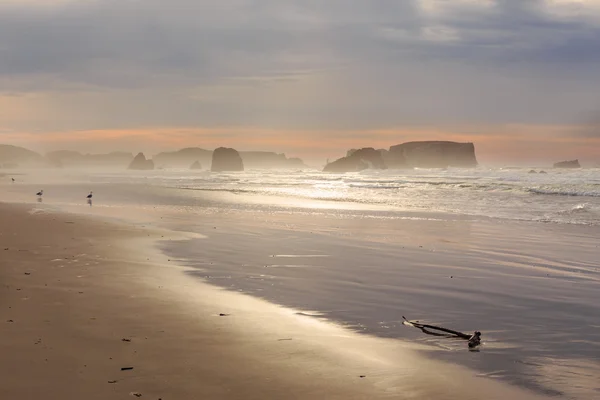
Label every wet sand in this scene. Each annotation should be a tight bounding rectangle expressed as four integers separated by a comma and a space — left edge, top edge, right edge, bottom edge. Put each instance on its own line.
0, 201, 551, 399
160, 209, 600, 398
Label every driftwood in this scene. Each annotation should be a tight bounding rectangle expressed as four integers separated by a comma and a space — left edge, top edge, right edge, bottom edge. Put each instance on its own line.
402, 316, 482, 349
402, 316, 471, 339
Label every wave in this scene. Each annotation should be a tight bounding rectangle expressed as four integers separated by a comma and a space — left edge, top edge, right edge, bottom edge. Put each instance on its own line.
179, 187, 256, 194
156, 169, 600, 226
348, 184, 406, 189
528, 188, 600, 197
556, 203, 597, 215
178, 186, 388, 205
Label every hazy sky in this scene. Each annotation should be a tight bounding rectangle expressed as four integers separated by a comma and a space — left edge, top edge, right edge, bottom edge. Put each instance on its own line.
1, 0, 599, 164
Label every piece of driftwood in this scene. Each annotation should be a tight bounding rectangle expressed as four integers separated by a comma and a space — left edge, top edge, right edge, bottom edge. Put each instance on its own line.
402, 316, 481, 348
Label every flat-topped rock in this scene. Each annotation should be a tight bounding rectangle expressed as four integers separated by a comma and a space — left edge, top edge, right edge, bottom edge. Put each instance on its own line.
388, 141, 477, 168
211, 147, 244, 172
553, 159, 580, 169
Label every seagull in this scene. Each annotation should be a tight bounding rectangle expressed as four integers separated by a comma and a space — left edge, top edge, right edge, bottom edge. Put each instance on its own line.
36, 190, 44, 197
86, 191, 93, 199
11, 178, 15, 182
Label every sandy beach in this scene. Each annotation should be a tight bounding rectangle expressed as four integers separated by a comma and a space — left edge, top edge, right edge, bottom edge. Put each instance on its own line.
0, 200, 557, 400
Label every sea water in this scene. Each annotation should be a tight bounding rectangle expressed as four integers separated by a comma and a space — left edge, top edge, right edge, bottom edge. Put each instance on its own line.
89, 166, 600, 226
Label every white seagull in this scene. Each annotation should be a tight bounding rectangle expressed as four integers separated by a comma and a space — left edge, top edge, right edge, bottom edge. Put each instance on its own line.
86, 191, 93, 199
36, 190, 44, 197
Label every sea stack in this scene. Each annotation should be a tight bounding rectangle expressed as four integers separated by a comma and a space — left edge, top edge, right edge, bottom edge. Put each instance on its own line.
387, 141, 477, 168
553, 159, 581, 168
190, 160, 202, 170
128, 152, 154, 170
323, 148, 387, 173
211, 147, 244, 172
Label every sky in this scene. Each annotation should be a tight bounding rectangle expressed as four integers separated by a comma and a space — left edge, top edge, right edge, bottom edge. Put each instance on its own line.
1, 0, 600, 165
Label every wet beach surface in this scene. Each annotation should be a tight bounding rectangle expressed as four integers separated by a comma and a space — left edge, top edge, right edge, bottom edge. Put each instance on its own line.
160, 213, 600, 398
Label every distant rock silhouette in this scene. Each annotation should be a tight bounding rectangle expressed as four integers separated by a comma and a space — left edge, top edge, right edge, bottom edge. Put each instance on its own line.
328, 141, 478, 172
190, 160, 202, 170
387, 141, 477, 168
529, 170, 537, 174
46, 150, 81, 162
153, 147, 305, 169
211, 147, 244, 172
239, 151, 306, 169
539, 170, 547, 174
128, 152, 154, 170
153, 147, 212, 169
0, 144, 47, 168
47, 150, 134, 168
323, 148, 387, 173
553, 159, 580, 169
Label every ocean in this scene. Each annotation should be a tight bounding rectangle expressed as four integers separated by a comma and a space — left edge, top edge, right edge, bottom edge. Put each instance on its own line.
3, 166, 600, 398
87, 166, 600, 226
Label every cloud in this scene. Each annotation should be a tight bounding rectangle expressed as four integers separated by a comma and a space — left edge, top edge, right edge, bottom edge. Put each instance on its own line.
1, 0, 600, 143
2, 0, 599, 88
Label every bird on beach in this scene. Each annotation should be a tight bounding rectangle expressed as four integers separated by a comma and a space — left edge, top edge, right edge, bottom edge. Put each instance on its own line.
11, 178, 15, 182
36, 190, 44, 197
86, 191, 93, 199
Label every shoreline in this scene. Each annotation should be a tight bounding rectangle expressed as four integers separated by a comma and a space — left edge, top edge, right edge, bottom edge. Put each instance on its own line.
0, 201, 551, 399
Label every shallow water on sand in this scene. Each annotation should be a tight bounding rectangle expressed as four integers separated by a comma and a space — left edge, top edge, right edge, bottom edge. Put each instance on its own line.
3, 169, 600, 398
158, 214, 600, 399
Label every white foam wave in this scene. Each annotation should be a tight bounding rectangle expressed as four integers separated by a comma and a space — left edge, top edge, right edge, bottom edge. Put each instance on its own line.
528, 187, 600, 197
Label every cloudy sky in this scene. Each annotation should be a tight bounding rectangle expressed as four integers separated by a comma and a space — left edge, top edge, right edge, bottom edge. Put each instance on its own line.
1, 0, 599, 164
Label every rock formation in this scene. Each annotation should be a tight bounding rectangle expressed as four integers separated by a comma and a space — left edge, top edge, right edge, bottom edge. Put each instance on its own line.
0, 144, 46, 168
211, 147, 244, 172
128, 152, 154, 170
387, 141, 477, 168
323, 148, 387, 173
190, 160, 202, 170
47, 150, 134, 168
239, 151, 306, 169
287, 157, 305, 168
153, 148, 212, 169
553, 159, 580, 168
154, 148, 305, 169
